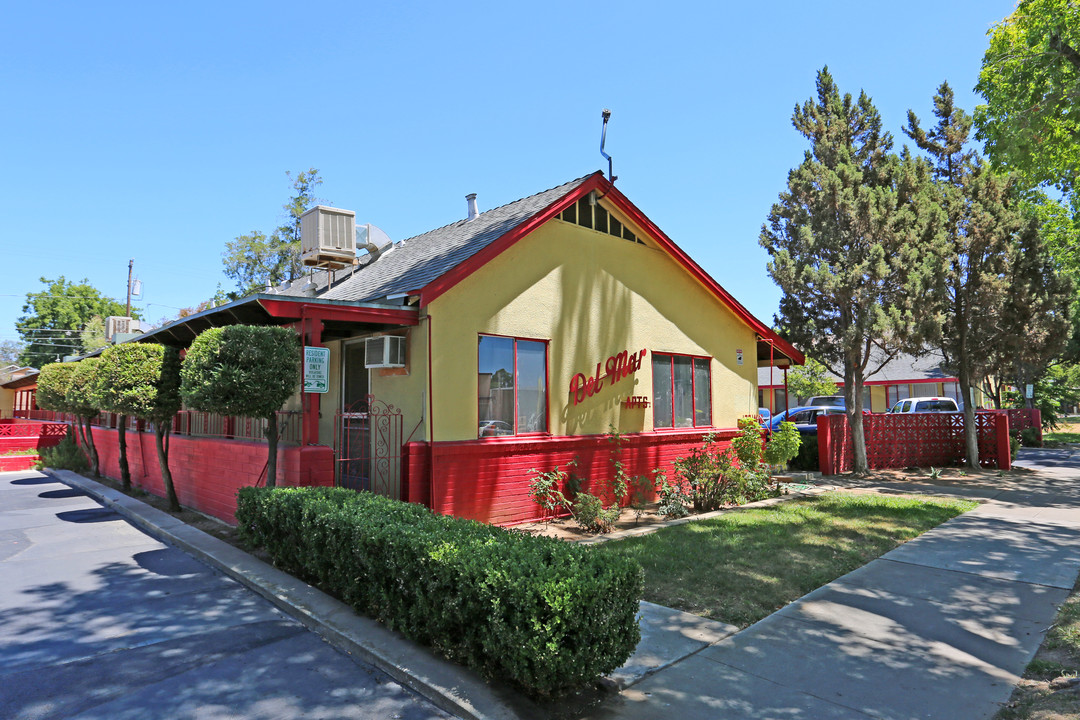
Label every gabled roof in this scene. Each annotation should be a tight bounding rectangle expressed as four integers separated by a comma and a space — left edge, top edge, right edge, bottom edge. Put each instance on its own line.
277, 175, 593, 303
135, 171, 800, 364
283, 171, 801, 365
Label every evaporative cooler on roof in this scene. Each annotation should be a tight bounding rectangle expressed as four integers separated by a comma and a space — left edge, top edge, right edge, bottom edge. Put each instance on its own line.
300, 205, 357, 268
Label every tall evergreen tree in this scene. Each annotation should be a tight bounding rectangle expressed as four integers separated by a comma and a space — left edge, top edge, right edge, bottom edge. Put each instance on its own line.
992, 217, 1074, 411
761, 67, 940, 474
904, 82, 1072, 464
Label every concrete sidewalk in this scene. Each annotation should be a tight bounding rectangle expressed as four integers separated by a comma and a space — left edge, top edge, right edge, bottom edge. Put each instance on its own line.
45, 446, 1080, 720
587, 447, 1080, 719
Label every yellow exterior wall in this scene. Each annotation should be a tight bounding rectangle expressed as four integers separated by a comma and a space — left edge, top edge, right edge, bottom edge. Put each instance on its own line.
369, 326, 428, 444
313, 329, 429, 449
317, 339, 343, 446
870, 385, 887, 413
0, 388, 12, 419
426, 215, 759, 442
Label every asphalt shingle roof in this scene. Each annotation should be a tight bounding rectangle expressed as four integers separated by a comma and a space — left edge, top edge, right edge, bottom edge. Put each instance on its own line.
274, 175, 591, 304
758, 348, 955, 386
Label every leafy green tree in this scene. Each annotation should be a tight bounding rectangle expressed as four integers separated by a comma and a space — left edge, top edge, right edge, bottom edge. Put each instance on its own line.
79, 316, 109, 355
1021, 193, 1080, 364
68, 358, 102, 477
785, 357, 839, 403
975, 0, 1080, 193
904, 82, 1071, 466
0, 340, 23, 366
760, 67, 941, 474
222, 169, 323, 296
180, 325, 300, 487
93, 343, 183, 508
17, 277, 132, 367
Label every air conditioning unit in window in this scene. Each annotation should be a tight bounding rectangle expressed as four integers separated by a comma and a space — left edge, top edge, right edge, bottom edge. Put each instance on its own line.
364, 336, 406, 368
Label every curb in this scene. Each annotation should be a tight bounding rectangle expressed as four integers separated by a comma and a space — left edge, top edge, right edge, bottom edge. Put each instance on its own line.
44, 469, 530, 720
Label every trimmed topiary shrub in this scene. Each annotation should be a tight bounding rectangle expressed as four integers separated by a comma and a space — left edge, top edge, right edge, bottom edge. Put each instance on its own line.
36, 361, 100, 476
93, 343, 183, 508
236, 487, 644, 697
181, 325, 300, 486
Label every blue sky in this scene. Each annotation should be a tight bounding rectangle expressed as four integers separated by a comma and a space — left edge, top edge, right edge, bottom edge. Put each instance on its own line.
0, 1, 1015, 361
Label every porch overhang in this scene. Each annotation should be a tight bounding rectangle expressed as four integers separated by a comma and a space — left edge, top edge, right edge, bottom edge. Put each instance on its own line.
131, 294, 420, 347
756, 335, 802, 369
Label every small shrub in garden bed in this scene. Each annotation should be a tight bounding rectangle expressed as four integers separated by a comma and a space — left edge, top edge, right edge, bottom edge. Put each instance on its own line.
35, 431, 89, 473
236, 487, 644, 697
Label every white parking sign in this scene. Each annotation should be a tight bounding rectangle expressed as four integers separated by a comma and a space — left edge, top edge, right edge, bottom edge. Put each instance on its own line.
304, 346, 330, 393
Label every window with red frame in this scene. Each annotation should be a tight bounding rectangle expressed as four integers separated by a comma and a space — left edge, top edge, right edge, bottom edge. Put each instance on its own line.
652, 353, 712, 428
477, 335, 547, 438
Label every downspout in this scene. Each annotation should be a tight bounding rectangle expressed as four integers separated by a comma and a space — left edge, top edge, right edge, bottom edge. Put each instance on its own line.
426, 312, 436, 512
769, 342, 775, 414
783, 365, 789, 414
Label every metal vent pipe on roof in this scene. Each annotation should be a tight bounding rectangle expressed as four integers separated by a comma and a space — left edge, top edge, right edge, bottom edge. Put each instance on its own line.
466, 193, 479, 221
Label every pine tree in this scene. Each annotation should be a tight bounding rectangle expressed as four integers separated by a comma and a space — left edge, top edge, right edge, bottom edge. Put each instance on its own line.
991, 216, 1074, 411
904, 82, 1070, 465
761, 67, 940, 474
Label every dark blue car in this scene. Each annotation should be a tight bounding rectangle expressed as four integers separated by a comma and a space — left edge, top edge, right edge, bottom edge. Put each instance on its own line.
769, 406, 846, 435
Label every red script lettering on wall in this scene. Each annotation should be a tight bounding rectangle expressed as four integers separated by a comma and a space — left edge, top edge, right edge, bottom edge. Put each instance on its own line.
569, 348, 647, 405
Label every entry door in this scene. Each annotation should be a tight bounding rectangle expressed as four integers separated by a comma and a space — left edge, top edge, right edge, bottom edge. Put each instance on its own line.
339, 342, 371, 490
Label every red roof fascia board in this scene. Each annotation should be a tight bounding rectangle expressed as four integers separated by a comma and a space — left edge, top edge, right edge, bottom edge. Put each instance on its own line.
417, 173, 607, 307
258, 299, 419, 326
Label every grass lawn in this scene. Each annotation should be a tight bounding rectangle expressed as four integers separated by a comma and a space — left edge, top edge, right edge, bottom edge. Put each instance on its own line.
592, 492, 976, 629
1045, 416, 1080, 445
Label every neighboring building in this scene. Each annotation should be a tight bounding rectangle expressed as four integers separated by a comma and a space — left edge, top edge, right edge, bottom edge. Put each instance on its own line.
0, 366, 38, 419
759, 349, 987, 414
28, 172, 802, 525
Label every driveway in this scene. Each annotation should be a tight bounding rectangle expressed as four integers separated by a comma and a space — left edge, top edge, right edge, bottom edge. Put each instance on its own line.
0, 469, 453, 720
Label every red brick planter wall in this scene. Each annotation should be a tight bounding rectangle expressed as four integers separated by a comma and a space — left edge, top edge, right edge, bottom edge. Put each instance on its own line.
416, 428, 738, 526
82, 427, 334, 524
0, 454, 40, 471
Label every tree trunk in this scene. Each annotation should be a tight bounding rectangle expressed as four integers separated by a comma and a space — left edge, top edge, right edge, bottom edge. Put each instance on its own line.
81, 416, 100, 477
117, 416, 131, 491
845, 363, 869, 475
265, 413, 278, 488
155, 424, 180, 512
959, 369, 980, 470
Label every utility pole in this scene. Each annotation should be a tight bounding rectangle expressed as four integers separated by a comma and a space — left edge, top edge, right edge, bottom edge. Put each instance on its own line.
126, 259, 134, 318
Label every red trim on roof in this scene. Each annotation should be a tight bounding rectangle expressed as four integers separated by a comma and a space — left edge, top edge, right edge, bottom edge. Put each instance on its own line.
258, 300, 419, 326
418, 172, 802, 365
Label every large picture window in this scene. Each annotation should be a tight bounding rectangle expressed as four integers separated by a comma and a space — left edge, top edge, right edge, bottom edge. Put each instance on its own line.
478, 335, 548, 438
652, 353, 712, 428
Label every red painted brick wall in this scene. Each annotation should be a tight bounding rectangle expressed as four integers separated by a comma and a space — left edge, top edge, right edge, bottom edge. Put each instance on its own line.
84, 428, 334, 523
423, 429, 737, 526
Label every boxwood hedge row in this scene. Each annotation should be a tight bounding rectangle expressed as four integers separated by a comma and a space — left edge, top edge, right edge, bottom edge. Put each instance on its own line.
236, 486, 643, 697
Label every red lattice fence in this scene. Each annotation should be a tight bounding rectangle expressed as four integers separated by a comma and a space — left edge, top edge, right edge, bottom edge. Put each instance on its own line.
819, 411, 1012, 474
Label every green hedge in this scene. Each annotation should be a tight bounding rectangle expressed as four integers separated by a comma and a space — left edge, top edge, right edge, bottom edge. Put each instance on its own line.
236, 487, 643, 697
